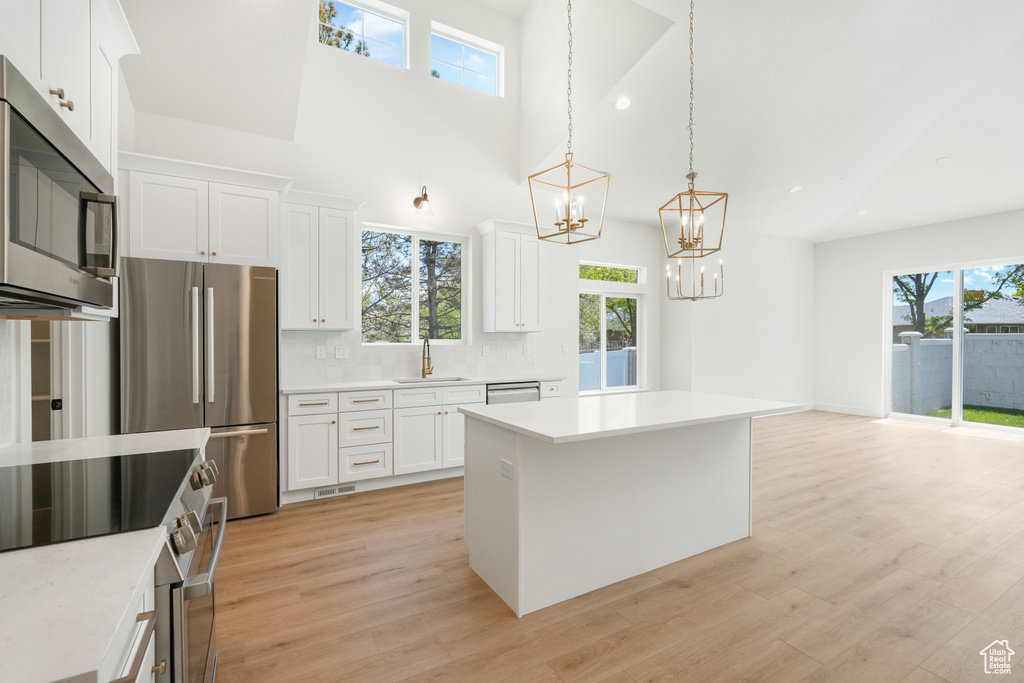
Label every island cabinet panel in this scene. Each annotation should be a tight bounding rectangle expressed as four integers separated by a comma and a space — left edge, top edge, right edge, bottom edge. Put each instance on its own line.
393, 406, 443, 475
287, 414, 338, 490
463, 407, 760, 617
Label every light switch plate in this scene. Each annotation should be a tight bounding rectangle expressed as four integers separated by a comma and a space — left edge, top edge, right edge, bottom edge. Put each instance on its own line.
335, 346, 349, 359
500, 459, 514, 480
315, 346, 326, 359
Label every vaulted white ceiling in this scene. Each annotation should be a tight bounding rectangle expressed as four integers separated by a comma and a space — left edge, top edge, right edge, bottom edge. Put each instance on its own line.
119, 0, 1024, 243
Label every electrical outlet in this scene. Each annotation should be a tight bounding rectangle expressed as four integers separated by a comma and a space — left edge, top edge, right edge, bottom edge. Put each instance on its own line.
523, 344, 530, 355
500, 459, 514, 480
335, 346, 349, 359
562, 343, 569, 355
315, 346, 326, 359
482, 345, 489, 356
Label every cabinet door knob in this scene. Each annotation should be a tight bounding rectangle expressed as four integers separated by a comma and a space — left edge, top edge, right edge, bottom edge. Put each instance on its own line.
312, 319, 317, 322
212, 251, 217, 256
60, 100, 74, 111
437, 411, 441, 415
321, 319, 326, 323
49, 88, 65, 98
200, 251, 206, 255
331, 420, 336, 424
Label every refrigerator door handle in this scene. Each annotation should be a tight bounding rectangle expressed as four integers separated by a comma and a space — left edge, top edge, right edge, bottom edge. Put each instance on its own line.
191, 286, 201, 404
206, 287, 215, 404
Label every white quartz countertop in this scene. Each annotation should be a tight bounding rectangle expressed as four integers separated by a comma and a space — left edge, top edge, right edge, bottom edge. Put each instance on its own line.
458, 390, 802, 444
281, 376, 565, 395
0, 429, 209, 683
0, 527, 169, 683
0, 427, 210, 466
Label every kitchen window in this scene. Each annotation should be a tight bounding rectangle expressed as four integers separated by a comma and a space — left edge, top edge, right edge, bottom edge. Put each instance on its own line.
579, 262, 645, 393
430, 23, 503, 96
361, 226, 468, 344
318, 0, 408, 69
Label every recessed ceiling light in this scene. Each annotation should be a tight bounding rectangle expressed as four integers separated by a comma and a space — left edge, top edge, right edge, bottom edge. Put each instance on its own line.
615, 96, 631, 110
935, 156, 951, 164
857, 209, 868, 216
788, 186, 802, 193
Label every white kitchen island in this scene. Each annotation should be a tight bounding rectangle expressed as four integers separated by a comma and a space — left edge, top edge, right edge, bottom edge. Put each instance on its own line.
458, 390, 799, 617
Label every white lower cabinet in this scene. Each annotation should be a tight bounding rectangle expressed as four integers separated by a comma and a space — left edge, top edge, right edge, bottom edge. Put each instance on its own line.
340, 443, 393, 483
442, 408, 466, 468
393, 406, 443, 475
287, 414, 338, 490
107, 564, 156, 683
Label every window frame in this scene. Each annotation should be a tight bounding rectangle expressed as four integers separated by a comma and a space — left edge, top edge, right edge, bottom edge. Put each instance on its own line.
429, 21, 504, 96
883, 255, 1024, 431
359, 222, 471, 346
578, 262, 646, 395
318, 0, 411, 70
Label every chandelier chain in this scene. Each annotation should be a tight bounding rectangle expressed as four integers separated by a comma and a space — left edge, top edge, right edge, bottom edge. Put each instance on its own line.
567, 0, 573, 157
688, 0, 695, 185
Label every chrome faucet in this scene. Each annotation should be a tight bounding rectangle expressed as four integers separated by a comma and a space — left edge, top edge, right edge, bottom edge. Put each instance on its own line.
421, 338, 434, 378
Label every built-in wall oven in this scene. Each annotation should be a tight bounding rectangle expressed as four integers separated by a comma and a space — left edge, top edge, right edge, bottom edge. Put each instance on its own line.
0, 55, 117, 313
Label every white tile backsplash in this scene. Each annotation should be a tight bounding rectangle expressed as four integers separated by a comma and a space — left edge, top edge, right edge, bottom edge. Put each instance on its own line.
280, 329, 538, 386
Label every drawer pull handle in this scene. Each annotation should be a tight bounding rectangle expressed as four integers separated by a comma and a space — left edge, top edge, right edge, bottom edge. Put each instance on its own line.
111, 610, 158, 683
352, 425, 380, 431
354, 459, 380, 466
352, 399, 379, 404
299, 401, 330, 407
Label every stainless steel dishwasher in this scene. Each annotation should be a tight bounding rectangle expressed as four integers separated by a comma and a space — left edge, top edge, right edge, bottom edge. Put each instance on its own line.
486, 381, 541, 404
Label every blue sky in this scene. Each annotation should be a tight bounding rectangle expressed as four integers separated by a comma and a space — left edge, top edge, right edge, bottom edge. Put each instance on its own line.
896, 264, 1022, 304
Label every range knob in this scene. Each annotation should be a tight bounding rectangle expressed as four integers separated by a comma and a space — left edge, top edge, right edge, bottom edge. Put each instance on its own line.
178, 510, 202, 535
201, 460, 219, 485
172, 524, 198, 554
189, 468, 204, 491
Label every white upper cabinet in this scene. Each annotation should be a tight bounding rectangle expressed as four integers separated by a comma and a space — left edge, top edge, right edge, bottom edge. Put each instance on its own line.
209, 182, 279, 266
481, 228, 542, 333
0, 0, 137, 176
280, 202, 354, 330
41, 0, 92, 143
122, 155, 289, 267
129, 172, 210, 261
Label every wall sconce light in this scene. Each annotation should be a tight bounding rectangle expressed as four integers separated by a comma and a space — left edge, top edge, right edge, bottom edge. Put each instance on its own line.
413, 186, 432, 215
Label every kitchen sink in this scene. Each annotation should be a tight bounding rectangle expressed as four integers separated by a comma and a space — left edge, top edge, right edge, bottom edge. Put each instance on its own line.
393, 377, 473, 384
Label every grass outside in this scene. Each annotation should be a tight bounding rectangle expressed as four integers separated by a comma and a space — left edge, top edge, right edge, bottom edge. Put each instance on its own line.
927, 405, 1024, 428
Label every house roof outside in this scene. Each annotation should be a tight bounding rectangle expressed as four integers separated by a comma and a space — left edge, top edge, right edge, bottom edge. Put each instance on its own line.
893, 295, 1024, 326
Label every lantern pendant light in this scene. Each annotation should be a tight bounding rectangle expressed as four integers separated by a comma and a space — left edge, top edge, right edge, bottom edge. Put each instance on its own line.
529, 0, 610, 245
660, 0, 728, 299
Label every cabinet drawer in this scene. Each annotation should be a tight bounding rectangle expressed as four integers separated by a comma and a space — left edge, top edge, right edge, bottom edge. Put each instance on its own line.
394, 386, 445, 408
540, 381, 564, 399
287, 393, 338, 415
338, 408, 392, 446
339, 389, 393, 411
340, 443, 393, 482
442, 384, 485, 405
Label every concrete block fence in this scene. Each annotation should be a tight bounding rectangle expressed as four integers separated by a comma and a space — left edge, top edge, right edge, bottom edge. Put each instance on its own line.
892, 332, 1024, 414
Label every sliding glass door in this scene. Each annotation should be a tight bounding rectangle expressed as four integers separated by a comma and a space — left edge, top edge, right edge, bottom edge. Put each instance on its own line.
889, 262, 1024, 429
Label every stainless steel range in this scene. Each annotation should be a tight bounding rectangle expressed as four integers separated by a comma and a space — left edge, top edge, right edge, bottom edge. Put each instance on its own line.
0, 448, 226, 683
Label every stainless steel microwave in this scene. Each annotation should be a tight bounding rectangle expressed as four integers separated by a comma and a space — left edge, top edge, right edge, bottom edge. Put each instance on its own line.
0, 55, 117, 313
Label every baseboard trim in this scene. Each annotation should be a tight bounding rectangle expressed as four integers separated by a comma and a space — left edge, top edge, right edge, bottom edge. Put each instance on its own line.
812, 403, 885, 418
281, 467, 464, 506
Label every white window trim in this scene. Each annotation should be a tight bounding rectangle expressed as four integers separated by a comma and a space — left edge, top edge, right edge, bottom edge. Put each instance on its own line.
359, 222, 472, 346
578, 278, 646, 394
882, 253, 1024, 430
430, 21, 504, 96
320, 0, 410, 69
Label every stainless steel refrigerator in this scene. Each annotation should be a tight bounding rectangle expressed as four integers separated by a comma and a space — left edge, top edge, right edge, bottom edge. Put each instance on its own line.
120, 257, 278, 519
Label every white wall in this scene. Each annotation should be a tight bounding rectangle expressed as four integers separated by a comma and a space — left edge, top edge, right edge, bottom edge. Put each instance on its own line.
0, 320, 17, 447
814, 208, 1024, 416
685, 228, 815, 404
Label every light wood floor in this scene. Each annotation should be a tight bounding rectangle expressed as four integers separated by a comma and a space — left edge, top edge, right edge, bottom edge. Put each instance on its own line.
215, 411, 1024, 682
